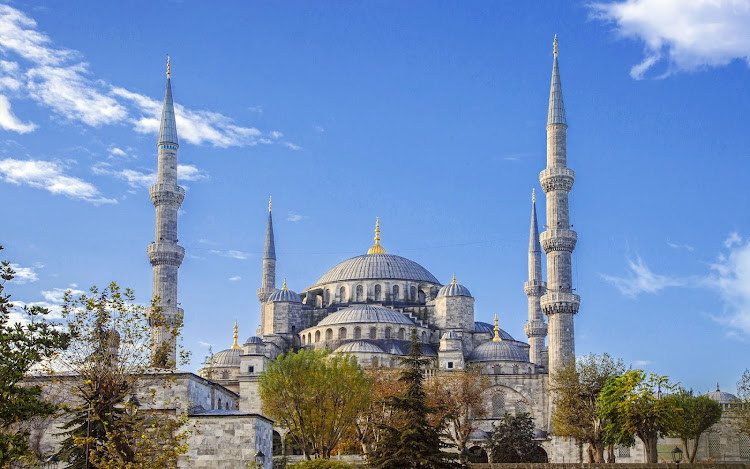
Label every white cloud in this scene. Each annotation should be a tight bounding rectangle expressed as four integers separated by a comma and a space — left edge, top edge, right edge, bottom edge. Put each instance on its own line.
209, 249, 250, 260
284, 142, 302, 151
313, 125, 325, 133
10, 286, 86, 324
228, 276, 242, 282
601, 255, 686, 296
270, 131, 283, 139
632, 360, 652, 367
286, 212, 308, 223
667, 241, 695, 252
92, 162, 208, 188
108, 146, 127, 158
0, 94, 35, 132
724, 231, 742, 248
8, 263, 38, 283
707, 235, 750, 336
0, 158, 116, 204
198, 340, 214, 348
591, 0, 750, 79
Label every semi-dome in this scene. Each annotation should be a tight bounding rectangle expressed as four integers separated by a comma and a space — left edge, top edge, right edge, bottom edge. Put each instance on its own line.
706, 384, 738, 404
207, 348, 241, 367
437, 274, 472, 297
312, 253, 440, 286
317, 305, 415, 327
474, 321, 515, 341
334, 341, 385, 354
268, 280, 301, 303
244, 336, 264, 345
468, 340, 529, 363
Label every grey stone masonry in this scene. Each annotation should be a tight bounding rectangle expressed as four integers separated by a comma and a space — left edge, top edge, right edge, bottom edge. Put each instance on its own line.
539, 44, 580, 378
524, 192, 547, 367
148, 66, 184, 367
257, 202, 276, 303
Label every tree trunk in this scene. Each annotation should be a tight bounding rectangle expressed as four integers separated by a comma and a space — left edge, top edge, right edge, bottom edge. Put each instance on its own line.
586, 444, 595, 463
593, 440, 605, 463
689, 437, 700, 464
643, 436, 659, 463
607, 444, 616, 463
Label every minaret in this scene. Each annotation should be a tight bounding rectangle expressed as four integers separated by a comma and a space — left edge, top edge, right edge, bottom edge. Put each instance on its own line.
147, 57, 185, 368
257, 196, 276, 302
539, 36, 580, 377
524, 189, 548, 366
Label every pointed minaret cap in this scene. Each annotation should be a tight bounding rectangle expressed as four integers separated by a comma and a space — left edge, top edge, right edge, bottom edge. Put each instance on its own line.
263, 197, 276, 260
158, 56, 179, 147
493, 314, 502, 342
547, 35, 566, 126
231, 321, 240, 349
367, 217, 387, 254
529, 189, 541, 253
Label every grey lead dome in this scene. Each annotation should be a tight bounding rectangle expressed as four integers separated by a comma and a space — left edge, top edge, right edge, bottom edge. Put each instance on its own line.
317, 304, 415, 327
268, 288, 301, 303
312, 253, 440, 286
468, 340, 529, 363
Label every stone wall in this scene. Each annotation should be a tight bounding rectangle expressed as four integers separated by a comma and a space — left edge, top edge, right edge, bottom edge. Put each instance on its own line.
181, 413, 273, 468
470, 465, 749, 469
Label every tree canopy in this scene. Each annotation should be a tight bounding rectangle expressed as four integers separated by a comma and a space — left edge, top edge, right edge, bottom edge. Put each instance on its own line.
486, 412, 545, 463
667, 389, 722, 463
733, 368, 750, 435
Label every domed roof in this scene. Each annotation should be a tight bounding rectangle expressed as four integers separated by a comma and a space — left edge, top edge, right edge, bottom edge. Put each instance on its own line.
268, 281, 301, 303
334, 341, 385, 354
437, 275, 472, 298
317, 305, 416, 327
706, 384, 738, 404
207, 348, 241, 367
468, 340, 529, 363
312, 253, 439, 286
244, 336, 264, 345
474, 321, 515, 341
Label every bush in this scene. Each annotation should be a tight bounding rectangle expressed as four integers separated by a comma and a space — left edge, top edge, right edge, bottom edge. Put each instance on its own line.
287, 460, 353, 469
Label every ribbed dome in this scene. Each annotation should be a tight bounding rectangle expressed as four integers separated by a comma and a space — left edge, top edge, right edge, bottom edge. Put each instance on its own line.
334, 341, 385, 354
207, 348, 241, 367
244, 336, 264, 345
437, 282, 472, 298
268, 288, 301, 303
707, 385, 738, 404
317, 305, 415, 327
474, 321, 515, 341
312, 253, 439, 285
468, 340, 529, 363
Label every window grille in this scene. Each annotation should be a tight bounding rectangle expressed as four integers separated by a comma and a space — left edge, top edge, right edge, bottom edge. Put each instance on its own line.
618, 446, 630, 457
491, 392, 505, 418
514, 401, 528, 416
739, 433, 750, 459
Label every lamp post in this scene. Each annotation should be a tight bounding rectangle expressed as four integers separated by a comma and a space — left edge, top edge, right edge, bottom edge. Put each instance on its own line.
255, 450, 265, 467
671, 446, 683, 467
127, 395, 140, 417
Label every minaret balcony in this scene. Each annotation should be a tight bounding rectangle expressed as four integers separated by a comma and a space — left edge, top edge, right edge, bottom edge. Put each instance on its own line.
524, 280, 547, 296
540, 292, 580, 315
539, 229, 577, 252
539, 167, 574, 193
149, 184, 185, 207
524, 319, 548, 337
147, 242, 185, 266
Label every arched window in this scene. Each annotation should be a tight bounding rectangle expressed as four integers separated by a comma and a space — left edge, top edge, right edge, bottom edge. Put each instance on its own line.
308, 333, 312, 344
356, 285, 364, 301
372, 356, 379, 368
315, 330, 321, 342
512, 364, 519, 374
370, 327, 377, 339
326, 328, 333, 341
410, 286, 416, 300
339, 286, 346, 302
324, 288, 330, 305
339, 327, 347, 339
225, 402, 229, 410
708, 432, 721, 458
418, 290, 425, 303
374, 284, 382, 301
515, 401, 528, 416
301, 335, 305, 345
491, 392, 505, 418
354, 327, 361, 339
421, 331, 427, 343
385, 327, 392, 339
398, 328, 405, 340
392, 285, 399, 300
218, 398, 222, 409
221, 371, 229, 380
492, 365, 501, 375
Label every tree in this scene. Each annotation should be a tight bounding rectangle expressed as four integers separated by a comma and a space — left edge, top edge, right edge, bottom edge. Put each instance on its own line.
598, 370, 679, 463
259, 348, 370, 459
548, 353, 625, 463
50, 283, 191, 468
732, 368, 750, 435
486, 412, 545, 463
426, 366, 489, 466
667, 389, 722, 463
367, 329, 458, 469
0, 246, 71, 466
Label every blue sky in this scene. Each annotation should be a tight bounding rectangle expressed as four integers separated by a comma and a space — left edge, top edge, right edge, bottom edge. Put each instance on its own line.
1, 1, 748, 393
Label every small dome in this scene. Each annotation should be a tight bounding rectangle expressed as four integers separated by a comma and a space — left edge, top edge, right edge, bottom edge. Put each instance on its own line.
437, 274, 472, 297
706, 384, 738, 404
268, 287, 301, 303
468, 340, 528, 363
474, 321, 515, 341
441, 331, 461, 340
207, 348, 241, 367
317, 305, 415, 327
334, 341, 385, 354
244, 336, 264, 345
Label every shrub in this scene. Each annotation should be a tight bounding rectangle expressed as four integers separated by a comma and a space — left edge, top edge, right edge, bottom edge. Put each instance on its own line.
287, 460, 353, 469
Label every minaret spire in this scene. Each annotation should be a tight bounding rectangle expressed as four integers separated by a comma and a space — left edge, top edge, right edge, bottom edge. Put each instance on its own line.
539, 36, 580, 377
148, 58, 185, 368
258, 197, 277, 303
524, 189, 548, 366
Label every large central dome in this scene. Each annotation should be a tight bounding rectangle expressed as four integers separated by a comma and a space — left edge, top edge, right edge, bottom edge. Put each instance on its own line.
313, 253, 440, 285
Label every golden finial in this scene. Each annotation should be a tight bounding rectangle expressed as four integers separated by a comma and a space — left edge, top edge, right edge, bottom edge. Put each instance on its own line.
532, 188, 535, 203
167, 55, 171, 78
268, 195, 272, 212
451, 273, 457, 285
282, 278, 288, 290
553, 34, 558, 57
231, 321, 240, 349
493, 314, 501, 342
367, 217, 387, 254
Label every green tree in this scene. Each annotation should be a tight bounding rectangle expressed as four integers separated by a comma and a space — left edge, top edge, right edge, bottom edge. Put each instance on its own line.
259, 348, 369, 459
367, 329, 458, 469
733, 369, 750, 435
0, 247, 71, 466
486, 412, 545, 463
598, 370, 679, 463
667, 389, 722, 463
548, 353, 625, 462
51, 283, 190, 468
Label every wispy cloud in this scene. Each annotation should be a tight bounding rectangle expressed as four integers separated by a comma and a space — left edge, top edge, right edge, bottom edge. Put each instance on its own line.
10, 286, 85, 324
667, 241, 695, 252
0, 158, 116, 204
601, 255, 687, 296
0, 94, 35, 133
590, 0, 750, 79
707, 233, 750, 336
8, 263, 38, 283
283, 142, 302, 151
632, 360, 652, 367
286, 212, 308, 223
92, 162, 208, 188
228, 276, 242, 282
209, 249, 250, 260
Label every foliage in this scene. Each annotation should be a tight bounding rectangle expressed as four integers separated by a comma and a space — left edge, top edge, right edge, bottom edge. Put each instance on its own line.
732, 368, 750, 435
0, 246, 71, 466
259, 348, 370, 459
486, 412, 545, 463
287, 459, 355, 469
598, 370, 679, 463
425, 366, 489, 466
367, 330, 458, 469
548, 353, 625, 462
667, 389, 722, 463
51, 283, 191, 468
